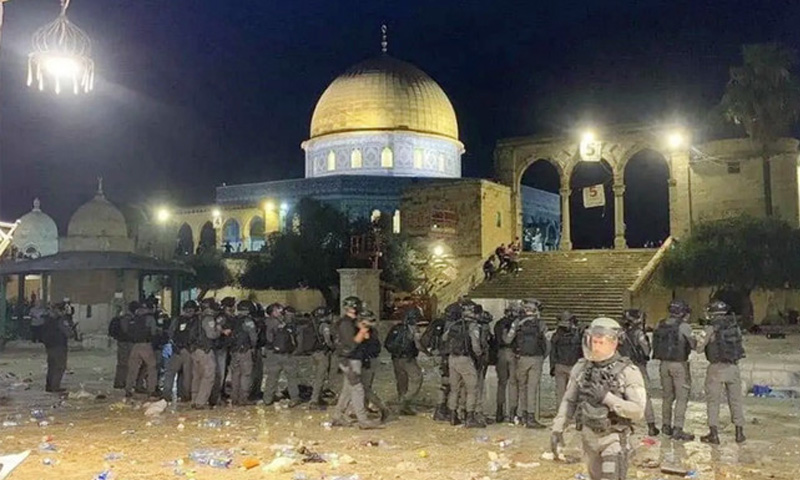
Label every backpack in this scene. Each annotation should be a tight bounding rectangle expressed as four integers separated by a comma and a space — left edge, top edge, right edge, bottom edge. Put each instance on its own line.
420, 318, 445, 354
294, 315, 322, 355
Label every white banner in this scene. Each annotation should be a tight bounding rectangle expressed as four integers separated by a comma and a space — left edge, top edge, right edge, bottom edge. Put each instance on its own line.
583, 184, 606, 208
580, 139, 603, 162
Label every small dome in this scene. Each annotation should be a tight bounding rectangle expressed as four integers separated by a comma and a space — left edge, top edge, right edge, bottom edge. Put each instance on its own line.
67, 182, 128, 238
13, 198, 58, 257
309, 55, 459, 141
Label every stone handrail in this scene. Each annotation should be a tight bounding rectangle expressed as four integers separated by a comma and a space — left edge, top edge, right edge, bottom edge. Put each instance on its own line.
434, 256, 486, 314
624, 236, 674, 308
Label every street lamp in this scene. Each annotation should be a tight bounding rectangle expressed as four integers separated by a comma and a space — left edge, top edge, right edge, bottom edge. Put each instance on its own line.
666, 130, 687, 150
26, 0, 95, 95
155, 207, 170, 224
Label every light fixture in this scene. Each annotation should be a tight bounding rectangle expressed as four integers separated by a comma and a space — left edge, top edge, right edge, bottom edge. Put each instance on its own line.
211, 208, 221, 218
155, 207, 170, 224
264, 201, 275, 211
581, 130, 596, 144
280, 202, 288, 212
27, 0, 95, 95
667, 131, 686, 150
432, 245, 444, 257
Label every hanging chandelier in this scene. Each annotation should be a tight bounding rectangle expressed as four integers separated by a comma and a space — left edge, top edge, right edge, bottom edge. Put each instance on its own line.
27, 0, 94, 94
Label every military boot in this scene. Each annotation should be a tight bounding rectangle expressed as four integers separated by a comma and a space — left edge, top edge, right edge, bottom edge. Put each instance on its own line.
700, 427, 720, 445
433, 403, 450, 422
735, 426, 746, 443
525, 413, 546, 429
647, 423, 660, 437
450, 410, 462, 426
465, 412, 486, 429
661, 424, 673, 437
516, 411, 528, 426
671, 427, 695, 442
495, 406, 505, 424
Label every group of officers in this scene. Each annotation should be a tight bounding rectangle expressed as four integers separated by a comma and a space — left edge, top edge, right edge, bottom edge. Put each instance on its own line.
90, 293, 747, 480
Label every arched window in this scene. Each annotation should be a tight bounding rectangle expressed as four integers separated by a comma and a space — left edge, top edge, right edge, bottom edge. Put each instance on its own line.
393, 210, 401, 233
413, 149, 424, 169
327, 151, 336, 171
371, 210, 382, 223
438, 154, 446, 172
381, 147, 393, 168
351, 149, 363, 168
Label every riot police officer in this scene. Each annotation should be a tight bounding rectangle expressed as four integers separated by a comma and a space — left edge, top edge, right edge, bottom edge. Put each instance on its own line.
42, 302, 72, 393
652, 299, 696, 441
549, 311, 583, 408
442, 302, 485, 428
504, 298, 548, 428
551, 317, 646, 480
211, 297, 236, 405
618, 309, 659, 437
164, 300, 197, 402
699, 300, 746, 444
124, 301, 158, 398
493, 301, 520, 423
419, 302, 459, 422
263, 303, 300, 406
309, 306, 336, 408
191, 298, 226, 409
359, 309, 389, 422
109, 302, 136, 389
229, 300, 258, 405
385, 306, 423, 415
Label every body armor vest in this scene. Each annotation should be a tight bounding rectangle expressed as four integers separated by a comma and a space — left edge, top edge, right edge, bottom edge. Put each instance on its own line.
447, 320, 471, 356
705, 316, 744, 364
652, 319, 689, 362
576, 356, 633, 433
386, 325, 418, 358
172, 314, 195, 349
192, 313, 216, 352
618, 327, 649, 365
129, 314, 153, 344
272, 323, 295, 354
514, 317, 545, 356
233, 315, 254, 351
551, 326, 582, 366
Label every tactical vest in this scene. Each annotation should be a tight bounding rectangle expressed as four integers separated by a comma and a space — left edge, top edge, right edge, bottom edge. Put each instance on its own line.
514, 317, 545, 356
575, 356, 634, 433
447, 320, 471, 356
114, 313, 133, 342
652, 319, 689, 362
172, 314, 195, 349
272, 322, 295, 354
551, 326, 582, 366
192, 313, 216, 352
129, 314, 153, 343
420, 318, 446, 355
705, 316, 744, 364
214, 314, 235, 350
494, 317, 514, 348
386, 325, 418, 359
618, 327, 648, 365
233, 315, 254, 351
41, 315, 67, 348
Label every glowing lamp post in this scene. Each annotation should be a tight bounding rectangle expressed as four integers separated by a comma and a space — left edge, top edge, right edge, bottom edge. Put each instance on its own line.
27, 0, 95, 95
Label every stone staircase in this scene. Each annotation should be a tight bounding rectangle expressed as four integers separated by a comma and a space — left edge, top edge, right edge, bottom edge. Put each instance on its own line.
470, 249, 657, 323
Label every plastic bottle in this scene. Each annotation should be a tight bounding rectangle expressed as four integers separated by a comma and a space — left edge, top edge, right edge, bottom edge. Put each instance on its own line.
208, 458, 231, 468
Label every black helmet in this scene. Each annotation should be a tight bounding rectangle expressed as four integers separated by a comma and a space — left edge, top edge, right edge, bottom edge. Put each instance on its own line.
521, 298, 542, 316
478, 310, 493, 324
312, 306, 332, 319
461, 302, 478, 319
220, 296, 236, 309
668, 299, 691, 316
237, 300, 255, 314
128, 301, 141, 313
283, 306, 297, 319
342, 296, 363, 312
706, 300, 730, 317
182, 300, 199, 312
404, 306, 423, 324
266, 302, 284, 316
557, 311, 577, 328
200, 297, 218, 310
359, 309, 377, 324
622, 309, 645, 325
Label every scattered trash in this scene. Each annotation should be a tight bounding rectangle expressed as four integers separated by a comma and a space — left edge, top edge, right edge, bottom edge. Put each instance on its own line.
188, 448, 233, 468
340, 454, 356, 464
2, 421, 18, 428
42, 457, 54, 465
642, 437, 658, 446
575, 474, 587, 480
94, 471, 113, 480
38, 442, 57, 452
144, 399, 168, 417
488, 461, 502, 473
30, 409, 46, 420
417, 450, 428, 459
498, 439, 513, 449
660, 466, 689, 476
69, 385, 93, 400
293, 473, 310, 480
321, 421, 333, 430
684, 470, 698, 479
121, 430, 136, 435
177, 423, 185, 431
202, 418, 223, 428
0, 450, 30, 479
640, 459, 660, 469
263, 456, 296, 473
514, 461, 540, 468
242, 458, 260, 470
475, 434, 490, 443
104, 452, 124, 461
38, 421, 50, 427
541, 452, 555, 461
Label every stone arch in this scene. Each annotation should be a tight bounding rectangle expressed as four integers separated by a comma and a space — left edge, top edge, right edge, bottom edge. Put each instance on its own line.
623, 148, 671, 248
570, 158, 615, 249
614, 143, 673, 181
519, 158, 562, 251
248, 215, 266, 252
515, 155, 564, 189
222, 218, 242, 252
198, 221, 216, 253
176, 223, 194, 256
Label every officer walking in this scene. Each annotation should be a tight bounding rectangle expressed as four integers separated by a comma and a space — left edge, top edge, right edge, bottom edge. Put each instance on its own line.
249, 303, 267, 401
551, 317, 646, 480
331, 296, 380, 429
699, 300, 746, 444
109, 302, 136, 389
493, 302, 520, 423
309, 306, 336, 408
504, 298, 548, 429
229, 300, 258, 405
41, 302, 72, 393
652, 299, 696, 441
359, 309, 389, 422
163, 300, 197, 402
384, 306, 423, 415
191, 298, 226, 409
263, 303, 300, 406
124, 301, 159, 398
618, 309, 659, 437
442, 302, 485, 428
550, 311, 583, 408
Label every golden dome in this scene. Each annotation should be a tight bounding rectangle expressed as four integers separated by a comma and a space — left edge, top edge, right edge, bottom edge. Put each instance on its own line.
310, 55, 459, 140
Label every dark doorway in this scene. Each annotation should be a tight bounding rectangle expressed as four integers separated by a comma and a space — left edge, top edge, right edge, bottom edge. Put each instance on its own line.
520, 159, 561, 251
624, 150, 670, 248
570, 159, 614, 249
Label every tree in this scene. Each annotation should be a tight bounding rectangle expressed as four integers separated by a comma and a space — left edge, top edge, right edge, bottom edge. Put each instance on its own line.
662, 216, 800, 326
719, 43, 800, 217
184, 251, 234, 300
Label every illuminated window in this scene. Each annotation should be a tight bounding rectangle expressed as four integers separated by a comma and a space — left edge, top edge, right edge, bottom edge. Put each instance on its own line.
393, 210, 401, 233
431, 208, 458, 233
413, 149, 424, 169
371, 210, 381, 223
351, 149, 362, 168
437, 154, 445, 172
327, 151, 336, 171
381, 147, 394, 168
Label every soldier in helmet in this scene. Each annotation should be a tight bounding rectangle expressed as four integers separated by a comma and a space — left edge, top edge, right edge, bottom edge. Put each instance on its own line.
191, 298, 227, 409
308, 306, 336, 408
618, 309, 659, 437
41, 302, 72, 393
698, 300, 746, 444
359, 309, 389, 422
442, 301, 485, 428
384, 306, 424, 415
652, 299, 696, 441
163, 300, 198, 402
263, 303, 301, 406
228, 300, 258, 405
549, 311, 583, 407
419, 304, 455, 422
211, 296, 237, 405
109, 301, 137, 389
504, 298, 548, 428
493, 301, 520, 423
551, 317, 646, 480
123, 300, 159, 398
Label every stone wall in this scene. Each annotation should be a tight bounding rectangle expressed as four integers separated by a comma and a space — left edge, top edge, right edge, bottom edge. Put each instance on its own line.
203, 286, 327, 313
50, 269, 139, 334
479, 182, 514, 259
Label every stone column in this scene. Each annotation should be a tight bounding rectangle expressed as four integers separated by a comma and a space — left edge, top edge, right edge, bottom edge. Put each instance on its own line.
337, 268, 382, 320
559, 185, 572, 251
668, 150, 692, 239
613, 180, 627, 249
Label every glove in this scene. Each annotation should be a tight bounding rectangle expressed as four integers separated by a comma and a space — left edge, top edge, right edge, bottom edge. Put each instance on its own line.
586, 382, 610, 404
550, 432, 564, 458
549, 366, 555, 377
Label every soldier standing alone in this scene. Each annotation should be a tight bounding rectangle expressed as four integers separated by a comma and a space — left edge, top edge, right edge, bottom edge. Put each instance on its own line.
41, 302, 72, 393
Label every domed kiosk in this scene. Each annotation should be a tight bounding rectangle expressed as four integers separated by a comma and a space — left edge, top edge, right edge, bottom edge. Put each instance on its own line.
12, 198, 58, 259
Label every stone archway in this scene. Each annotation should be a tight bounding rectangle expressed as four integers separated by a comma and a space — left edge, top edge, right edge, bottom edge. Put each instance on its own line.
570, 159, 615, 249
519, 159, 562, 251
199, 221, 216, 252
622, 149, 671, 247
176, 223, 194, 256
248, 216, 265, 252
222, 218, 242, 252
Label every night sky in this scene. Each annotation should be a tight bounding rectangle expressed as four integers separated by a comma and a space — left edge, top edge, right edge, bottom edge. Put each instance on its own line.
1, 0, 798, 243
